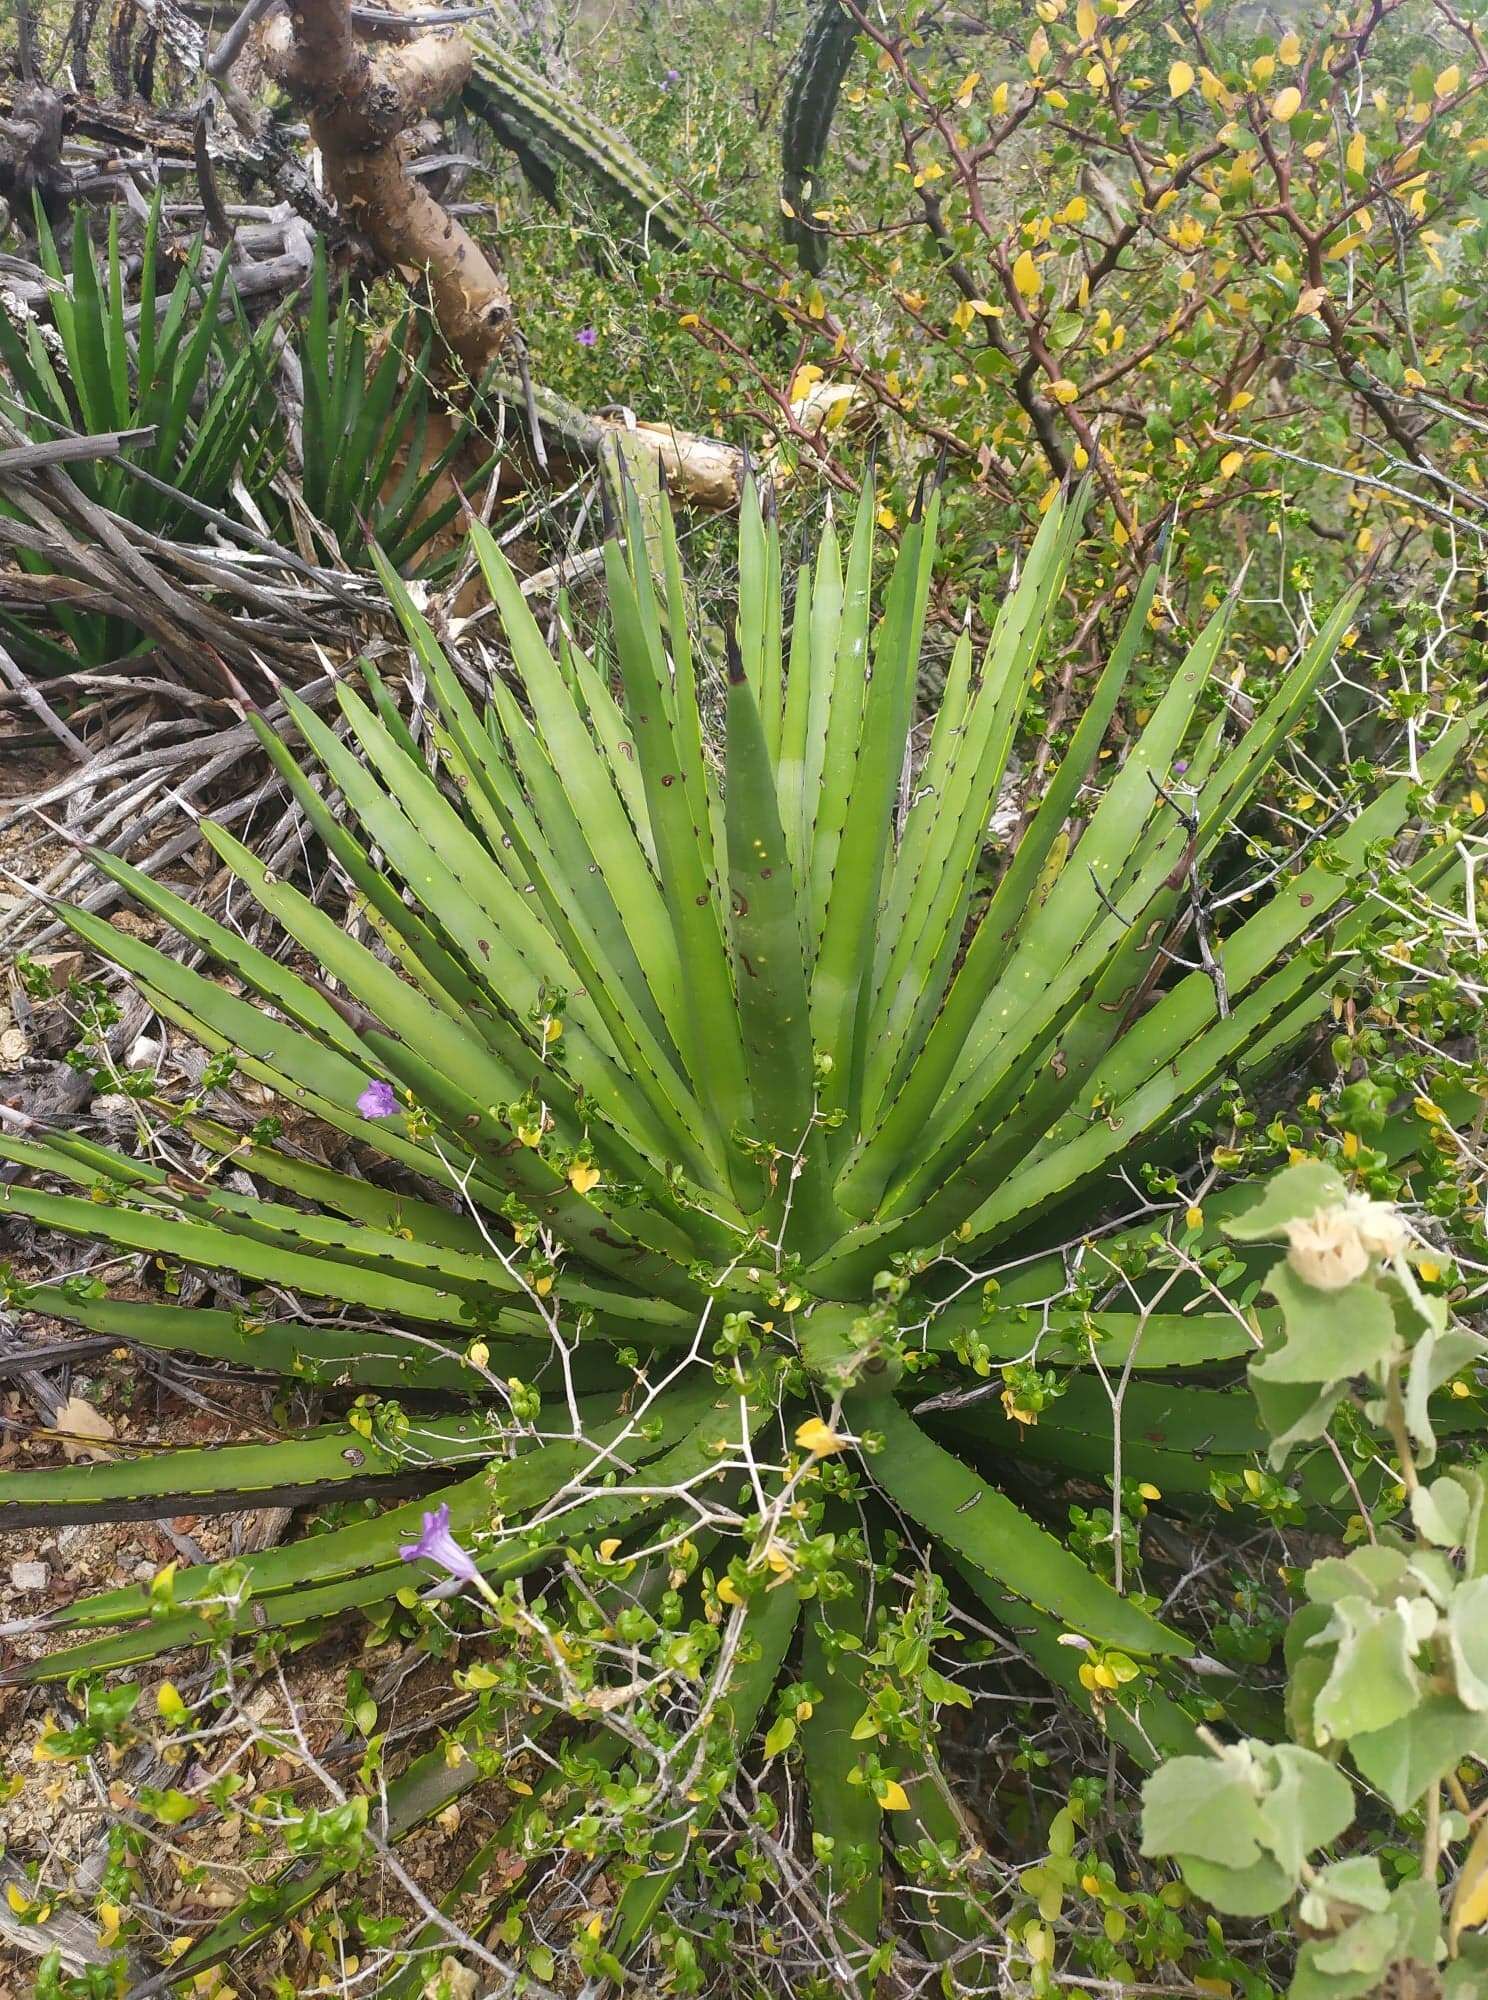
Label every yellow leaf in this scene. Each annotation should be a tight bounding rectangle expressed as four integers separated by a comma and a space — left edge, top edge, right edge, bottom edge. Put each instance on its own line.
795, 1416, 848, 1457
597, 1538, 622, 1562
1436, 63, 1462, 98
1346, 129, 1366, 175
1452, 1821, 1488, 1938
1219, 450, 1244, 477
955, 70, 981, 104
716, 1577, 743, 1606
1076, 0, 1096, 38
1012, 249, 1041, 297
1168, 60, 1195, 97
992, 80, 1009, 115
1062, 194, 1088, 223
1278, 32, 1301, 61
879, 1780, 911, 1811
7, 1884, 32, 1916
568, 1160, 601, 1194
1271, 86, 1302, 122
1294, 284, 1327, 317
1050, 378, 1079, 403
1138, 1481, 1162, 1501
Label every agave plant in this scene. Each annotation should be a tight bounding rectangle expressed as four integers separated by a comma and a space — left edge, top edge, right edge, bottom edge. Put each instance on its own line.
0, 480, 1464, 1989
290, 243, 499, 575
0, 200, 282, 671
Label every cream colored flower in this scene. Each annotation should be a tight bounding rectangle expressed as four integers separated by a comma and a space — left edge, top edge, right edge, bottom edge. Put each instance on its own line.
1341, 1193, 1408, 1263
1284, 1206, 1370, 1291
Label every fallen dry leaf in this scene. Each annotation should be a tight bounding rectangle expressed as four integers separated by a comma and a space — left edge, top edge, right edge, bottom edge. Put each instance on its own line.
52, 1395, 118, 1462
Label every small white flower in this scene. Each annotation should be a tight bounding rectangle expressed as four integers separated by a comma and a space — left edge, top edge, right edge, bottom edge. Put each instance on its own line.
1284, 1206, 1371, 1291
1342, 1193, 1408, 1263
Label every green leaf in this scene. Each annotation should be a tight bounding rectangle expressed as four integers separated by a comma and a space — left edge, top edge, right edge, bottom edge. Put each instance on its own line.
1255, 1744, 1354, 1876
1314, 1598, 1426, 1740
1350, 1692, 1488, 1811
1178, 1851, 1294, 1919
802, 1538, 881, 1991
763, 1714, 797, 1758
1140, 1752, 1268, 1869
869, 1401, 1185, 1656
1223, 1161, 1349, 1239
1252, 1266, 1399, 1385
1448, 1577, 1488, 1711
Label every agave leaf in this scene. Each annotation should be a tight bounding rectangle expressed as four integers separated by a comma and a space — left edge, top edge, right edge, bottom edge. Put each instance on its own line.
888, 1749, 998, 1987
723, 636, 821, 1232
468, 525, 688, 1035
922, 1304, 1263, 1373
811, 485, 940, 1122
801, 1545, 881, 1991
14, 1383, 729, 1678
864, 485, 1082, 1110
868, 1402, 1185, 1656
607, 1584, 801, 1957
604, 537, 754, 1162
847, 564, 1158, 1202
926, 1376, 1264, 1495
806, 482, 876, 950
965, 1570, 1201, 1766
0, 1411, 522, 1527
16, 1284, 579, 1393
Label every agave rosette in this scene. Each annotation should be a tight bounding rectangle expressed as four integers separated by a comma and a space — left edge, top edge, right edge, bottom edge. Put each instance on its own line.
0, 479, 1463, 1985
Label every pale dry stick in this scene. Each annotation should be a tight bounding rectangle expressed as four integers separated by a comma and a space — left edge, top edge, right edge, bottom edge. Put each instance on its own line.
0, 636, 89, 758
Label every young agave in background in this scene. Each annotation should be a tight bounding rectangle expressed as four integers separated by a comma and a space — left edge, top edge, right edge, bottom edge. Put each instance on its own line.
0, 480, 1465, 1989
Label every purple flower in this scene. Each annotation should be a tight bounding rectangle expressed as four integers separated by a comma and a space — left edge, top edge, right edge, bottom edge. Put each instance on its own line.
661, 68, 680, 88
576, 326, 598, 348
399, 1503, 482, 1596
357, 1079, 397, 1120
1173, 760, 1189, 775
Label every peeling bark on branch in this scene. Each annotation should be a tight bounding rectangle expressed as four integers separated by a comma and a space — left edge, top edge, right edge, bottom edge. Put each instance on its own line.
262, 5, 514, 370
262, 0, 743, 507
